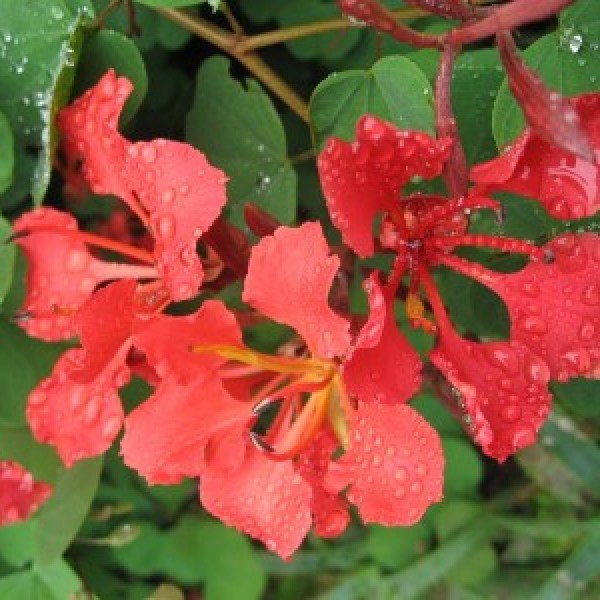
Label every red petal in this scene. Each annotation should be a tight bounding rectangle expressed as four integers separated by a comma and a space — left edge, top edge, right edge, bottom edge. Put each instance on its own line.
463, 233, 600, 382
27, 348, 126, 467
297, 430, 349, 539
13, 208, 112, 341
429, 328, 551, 462
327, 402, 444, 525
124, 140, 227, 300
57, 70, 131, 200
200, 446, 313, 559
59, 70, 228, 301
70, 280, 138, 382
318, 115, 452, 257
134, 300, 242, 384
0, 461, 52, 526
121, 375, 251, 484
243, 222, 351, 359
343, 273, 423, 403
470, 93, 600, 220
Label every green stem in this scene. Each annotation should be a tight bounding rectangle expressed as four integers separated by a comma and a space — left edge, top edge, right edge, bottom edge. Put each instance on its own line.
154, 7, 310, 124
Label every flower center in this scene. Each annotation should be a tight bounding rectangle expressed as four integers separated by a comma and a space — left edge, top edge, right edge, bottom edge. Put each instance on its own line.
193, 343, 351, 459
378, 194, 547, 333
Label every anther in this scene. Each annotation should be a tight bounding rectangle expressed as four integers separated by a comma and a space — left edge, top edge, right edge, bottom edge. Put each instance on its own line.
252, 397, 277, 416
249, 431, 275, 453
12, 310, 32, 323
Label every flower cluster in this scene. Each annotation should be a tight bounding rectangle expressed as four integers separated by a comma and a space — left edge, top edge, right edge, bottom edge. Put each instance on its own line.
4, 65, 599, 559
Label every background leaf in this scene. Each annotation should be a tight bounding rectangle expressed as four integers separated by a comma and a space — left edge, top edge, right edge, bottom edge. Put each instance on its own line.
310, 55, 434, 150
186, 56, 297, 229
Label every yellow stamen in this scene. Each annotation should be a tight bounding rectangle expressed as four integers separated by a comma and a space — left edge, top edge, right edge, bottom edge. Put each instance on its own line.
194, 343, 332, 381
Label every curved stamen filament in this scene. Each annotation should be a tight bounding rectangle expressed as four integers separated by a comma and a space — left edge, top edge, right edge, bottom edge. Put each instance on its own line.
16, 225, 155, 265
419, 267, 453, 333
193, 344, 332, 380
426, 233, 545, 261
262, 384, 332, 461
414, 196, 501, 237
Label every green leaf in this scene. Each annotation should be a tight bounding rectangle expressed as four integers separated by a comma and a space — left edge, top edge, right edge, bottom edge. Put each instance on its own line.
0, 425, 61, 483
310, 55, 435, 151
277, 0, 361, 63
366, 522, 431, 570
0, 522, 35, 568
0, 215, 15, 303
0, 560, 82, 599
0, 0, 85, 205
553, 377, 600, 418
442, 437, 484, 499
562, 0, 600, 29
534, 530, 600, 599
493, 23, 600, 148
34, 457, 103, 564
0, 112, 14, 194
136, 0, 219, 8
451, 49, 505, 165
386, 518, 495, 598
412, 392, 462, 436
0, 319, 67, 425
112, 515, 266, 599
73, 29, 148, 125
186, 55, 296, 229
537, 412, 600, 498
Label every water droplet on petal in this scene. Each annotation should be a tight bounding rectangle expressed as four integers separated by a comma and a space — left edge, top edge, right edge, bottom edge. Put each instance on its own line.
141, 145, 157, 164
157, 215, 176, 240
66, 249, 89, 273
501, 404, 522, 423
521, 315, 548, 335
395, 467, 407, 481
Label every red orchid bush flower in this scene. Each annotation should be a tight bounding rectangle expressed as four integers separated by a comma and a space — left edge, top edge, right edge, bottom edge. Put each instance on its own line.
1, 0, 599, 596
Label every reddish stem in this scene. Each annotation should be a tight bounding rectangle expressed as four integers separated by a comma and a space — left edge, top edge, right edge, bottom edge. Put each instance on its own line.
404, 0, 476, 21
204, 217, 251, 277
337, 0, 443, 48
427, 233, 545, 261
451, 0, 576, 45
435, 43, 468, 198
244, 202, 281, 238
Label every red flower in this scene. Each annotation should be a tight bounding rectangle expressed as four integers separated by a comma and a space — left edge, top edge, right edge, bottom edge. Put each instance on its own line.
122, 222, 444, 559
0, 461, 52, 526
317, 114, 573, 462
14, 70, 227, 341
27, 280, 139, 466
471, 93, 600, 220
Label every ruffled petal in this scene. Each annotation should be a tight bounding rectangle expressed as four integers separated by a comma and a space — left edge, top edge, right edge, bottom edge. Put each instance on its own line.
13, 208, 111, 341
297, 430, 349, 538
57, 69, 131, 200
200, 446, 313, 560
0, 461, 52, 526
27, 348, 127, 467
471, 93, 600, 220
461, 233, 600, 382
326, 402, 444, 526
429, 327, 551, 463
58, 70, 228, 302
122, 375, 251, 484
243, 222, 351, 359
71, 280, 138, 383
318, 115, 452, 257
123, 140, 227, 300
343, 273, 423, 404
134, 300, 242, 384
